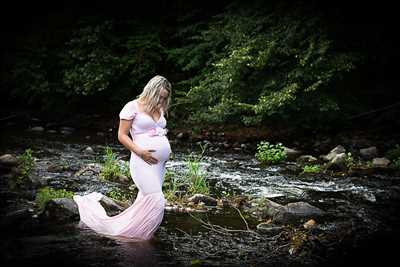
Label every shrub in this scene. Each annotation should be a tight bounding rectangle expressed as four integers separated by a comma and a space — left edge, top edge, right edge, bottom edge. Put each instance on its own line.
386, 144, 400, 161
392, 157, 400, 169
255, 141, 287, 165
100, 146, 128, 181
15, 148, 35, 188
344, 152, 355, 168
184, 144, 209, 195
163, 169, 180, 202
301, 164, 321, 174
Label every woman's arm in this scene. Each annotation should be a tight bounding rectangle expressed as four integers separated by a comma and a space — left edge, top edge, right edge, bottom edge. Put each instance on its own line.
117, 119, 158, 164
118, 119, 142, 155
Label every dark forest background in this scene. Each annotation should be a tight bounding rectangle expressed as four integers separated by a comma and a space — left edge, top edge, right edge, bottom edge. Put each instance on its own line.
1, 0, 399, 133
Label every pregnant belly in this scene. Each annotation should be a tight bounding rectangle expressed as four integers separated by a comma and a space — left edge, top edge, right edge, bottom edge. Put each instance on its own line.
133, 135, 171, 162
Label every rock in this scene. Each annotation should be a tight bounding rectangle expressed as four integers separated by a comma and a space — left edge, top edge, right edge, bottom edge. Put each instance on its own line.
99, 195, 125, 215
0, 208, 32, 228
30, 126, 45, 132
322, 145, 346, 161
188, 194, 217, 206
297, 155, 318, 164
326, 153, 347, 171
217, 198, 230, 208
116, 174, 130, 184
84, 146, 95, 154
372, 157, 390, 168
281, 163, 302, 174
258, 199, 286, 219
362, 192, 376, 202
256, 222, 284, 234
303, 219, 317, 229
60, 130, 73, 135
283, 146, 302, 161
359, 146, 378, 160
176, 132, 185, 139
60, 126, 75, 132
47, 164, 66, 172
0, 154, 18, 168
348, 166, 375, 176
274, 202, 325, 224
40, 198, 79, 223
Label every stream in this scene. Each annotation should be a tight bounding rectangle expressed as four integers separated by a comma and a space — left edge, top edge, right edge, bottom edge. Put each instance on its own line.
1, 126, 400, 266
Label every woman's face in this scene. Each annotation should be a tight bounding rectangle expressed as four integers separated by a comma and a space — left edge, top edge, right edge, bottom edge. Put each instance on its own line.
158, 89, 169, 106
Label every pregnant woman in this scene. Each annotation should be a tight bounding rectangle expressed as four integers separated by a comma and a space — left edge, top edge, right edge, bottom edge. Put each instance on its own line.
73, 75, 172, 241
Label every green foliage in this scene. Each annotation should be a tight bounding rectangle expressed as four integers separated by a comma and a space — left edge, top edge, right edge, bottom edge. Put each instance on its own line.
386, 144, 400, 160
170, 4, 359, 127
163, 146, 210, 202
392, 157, 400, 170
15, 148, 35, 188
301, 164, 321, 174
100, 146, 129, 182
35, 186, 74, 211
62, 20, 164, 96
190, 259, 203, 266
5, 3, 366, 130
255, 141, 287, 165
163, 169, 180, 202
344, 152, 355, 168
106, 188, 133, 203
8, 19, 166, 110
184, 145, 210, 195
10, 47, 53, 106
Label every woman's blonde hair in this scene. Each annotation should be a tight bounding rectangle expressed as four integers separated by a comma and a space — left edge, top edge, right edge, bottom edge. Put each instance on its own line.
137, 75, 172, 115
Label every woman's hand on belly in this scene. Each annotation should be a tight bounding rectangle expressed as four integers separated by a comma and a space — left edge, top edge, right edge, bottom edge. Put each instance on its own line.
138, 149, 159, 165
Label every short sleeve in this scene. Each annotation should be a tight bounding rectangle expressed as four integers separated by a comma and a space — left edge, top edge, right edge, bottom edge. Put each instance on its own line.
119, 101, 137, 120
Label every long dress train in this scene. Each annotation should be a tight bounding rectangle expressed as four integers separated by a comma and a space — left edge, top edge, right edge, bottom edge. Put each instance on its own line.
73, 99, 171, 241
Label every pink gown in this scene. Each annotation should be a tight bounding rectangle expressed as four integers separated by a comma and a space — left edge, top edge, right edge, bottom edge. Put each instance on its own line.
73, 99, 171, 241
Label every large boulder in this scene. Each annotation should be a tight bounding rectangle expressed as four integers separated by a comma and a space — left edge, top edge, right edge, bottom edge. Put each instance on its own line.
274, 202, 325, 224
40, 198, 79, 223
321, 145, 346, 162
256, 199, 325, 224
326, 153, 347, 171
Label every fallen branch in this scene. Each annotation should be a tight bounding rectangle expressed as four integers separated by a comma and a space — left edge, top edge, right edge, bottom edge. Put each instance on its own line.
188, 210, 262, 239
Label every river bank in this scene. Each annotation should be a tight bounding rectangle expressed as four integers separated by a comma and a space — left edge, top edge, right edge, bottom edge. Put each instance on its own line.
1, 111, 400, 266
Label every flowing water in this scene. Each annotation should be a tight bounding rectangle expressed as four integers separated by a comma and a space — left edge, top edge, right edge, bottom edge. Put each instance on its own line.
1, 127, 400, 266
